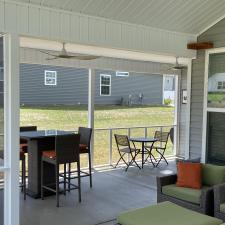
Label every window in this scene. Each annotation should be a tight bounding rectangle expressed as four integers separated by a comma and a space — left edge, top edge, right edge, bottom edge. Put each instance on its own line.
217, 81, 225, 90
100, 74, 111, 96
116, 71, 129, 77
45, 70, 57, 86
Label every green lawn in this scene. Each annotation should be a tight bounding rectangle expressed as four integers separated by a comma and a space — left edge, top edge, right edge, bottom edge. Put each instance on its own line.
208, 92, 225, 107
20, 105, 174, 166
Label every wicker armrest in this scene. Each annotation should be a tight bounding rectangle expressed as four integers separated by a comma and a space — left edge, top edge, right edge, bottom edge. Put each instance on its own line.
157, 174, 177, 192
214, 183, 225, 212
200, 186, 213, 207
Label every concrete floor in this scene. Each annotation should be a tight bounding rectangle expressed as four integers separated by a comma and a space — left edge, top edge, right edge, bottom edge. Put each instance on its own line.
18, 160, 176, 225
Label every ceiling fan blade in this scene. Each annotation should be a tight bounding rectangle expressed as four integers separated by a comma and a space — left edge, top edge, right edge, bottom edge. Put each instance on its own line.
46, 57, 59, 60
68, 55, 100, 60
39, 50, 58, 57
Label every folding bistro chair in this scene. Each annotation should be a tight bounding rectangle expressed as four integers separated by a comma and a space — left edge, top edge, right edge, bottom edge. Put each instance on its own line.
151, 130, 170, 167
114, 134, 141, 171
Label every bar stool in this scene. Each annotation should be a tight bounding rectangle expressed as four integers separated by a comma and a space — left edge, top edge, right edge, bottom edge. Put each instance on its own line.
0, 149, 26, 200
67, 127, 92, 189
41, 134, 81, 207
20, 126, 37, 153
20, 126, 37, 199
20, 150, 26, 200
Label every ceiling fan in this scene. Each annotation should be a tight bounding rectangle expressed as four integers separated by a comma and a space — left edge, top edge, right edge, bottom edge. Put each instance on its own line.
167, 57, 187, 71
39, 43, 100, 60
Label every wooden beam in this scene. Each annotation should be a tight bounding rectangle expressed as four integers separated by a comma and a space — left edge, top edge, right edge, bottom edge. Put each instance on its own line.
187, 42, 213, 50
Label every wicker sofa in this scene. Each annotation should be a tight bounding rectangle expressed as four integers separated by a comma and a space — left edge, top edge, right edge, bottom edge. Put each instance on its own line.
157, 164, 225, 216
214, 183, 225, 221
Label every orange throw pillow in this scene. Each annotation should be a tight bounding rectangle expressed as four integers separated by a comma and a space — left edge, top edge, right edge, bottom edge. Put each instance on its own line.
176, 162, 202, 189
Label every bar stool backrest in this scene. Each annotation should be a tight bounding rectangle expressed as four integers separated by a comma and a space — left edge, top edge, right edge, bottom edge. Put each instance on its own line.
20, 126, 37, 144
55, 134, 80, 164
78, 127, 92, 148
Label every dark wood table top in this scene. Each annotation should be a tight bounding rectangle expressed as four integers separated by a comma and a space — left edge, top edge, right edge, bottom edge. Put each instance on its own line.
20, 130, 75, 140
129, 137, 158, 143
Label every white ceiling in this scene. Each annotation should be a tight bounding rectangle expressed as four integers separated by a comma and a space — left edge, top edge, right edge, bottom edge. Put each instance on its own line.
9, 0, 225, 34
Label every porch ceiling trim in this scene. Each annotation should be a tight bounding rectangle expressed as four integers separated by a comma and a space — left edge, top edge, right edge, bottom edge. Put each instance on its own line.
1, 0, 196, 59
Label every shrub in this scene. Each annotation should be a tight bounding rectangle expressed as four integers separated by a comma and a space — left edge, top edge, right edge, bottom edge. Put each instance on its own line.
164, 98, 172, 106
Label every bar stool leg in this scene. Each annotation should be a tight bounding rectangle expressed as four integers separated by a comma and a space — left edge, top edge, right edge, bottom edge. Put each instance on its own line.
23, 157, 26, 200
88, 152, 92, 188
41, 160, 44, 200
68, 163, 71, 192
64, 163, 66, 195
77, 160, 81, 203
56, 164, 59, 207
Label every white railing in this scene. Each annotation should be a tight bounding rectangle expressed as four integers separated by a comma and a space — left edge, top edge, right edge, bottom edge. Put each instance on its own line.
92, 124, 176, 167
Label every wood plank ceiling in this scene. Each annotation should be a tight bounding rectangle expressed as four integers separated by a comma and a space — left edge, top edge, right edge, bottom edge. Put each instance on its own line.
9, 0, 225, 34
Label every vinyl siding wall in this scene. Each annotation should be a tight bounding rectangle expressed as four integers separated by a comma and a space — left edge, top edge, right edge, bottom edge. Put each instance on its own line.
20, 63, 163, 105
190, 18, 225, 158
95, 70, 162, 105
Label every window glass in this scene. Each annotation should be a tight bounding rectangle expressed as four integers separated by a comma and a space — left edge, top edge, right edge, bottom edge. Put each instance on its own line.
100, 75, 111, 96
45, 70, 57, 86
208, 53, 225, 108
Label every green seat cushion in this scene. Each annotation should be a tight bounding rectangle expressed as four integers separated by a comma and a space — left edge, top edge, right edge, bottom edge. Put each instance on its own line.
162, 184, 209, 204
117, 201, 222, 225
220, 203, 225, 213
202, 164, 225, 186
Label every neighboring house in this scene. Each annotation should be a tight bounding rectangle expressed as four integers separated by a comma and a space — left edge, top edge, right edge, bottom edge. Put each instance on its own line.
20, 63, 164, 106
208, 73, 225, 92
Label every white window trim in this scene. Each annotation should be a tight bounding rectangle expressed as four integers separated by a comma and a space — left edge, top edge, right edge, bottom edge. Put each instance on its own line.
116, 71, 129, 77
202, 47, 225, 163
217, 81, 225, 90
100, 74, 111, 96
44, 70, 57, 86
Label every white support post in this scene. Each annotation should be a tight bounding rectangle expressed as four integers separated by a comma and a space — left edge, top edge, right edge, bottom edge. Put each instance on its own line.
88, 69, 95, 166
173, 73, 181, 157
109, 129, 112, 166
185, 59, 192, 159
4, 33, 20, 225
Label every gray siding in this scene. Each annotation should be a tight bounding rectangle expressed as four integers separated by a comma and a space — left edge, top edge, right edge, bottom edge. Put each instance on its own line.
20, 63, 163, 105
95, 70, 163, 105
20, 64, 89, 105
190, 18, 225, 158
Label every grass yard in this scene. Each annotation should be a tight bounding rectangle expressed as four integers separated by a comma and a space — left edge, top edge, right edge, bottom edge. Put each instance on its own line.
20, 105, 175, 167
208, 92, 225, 108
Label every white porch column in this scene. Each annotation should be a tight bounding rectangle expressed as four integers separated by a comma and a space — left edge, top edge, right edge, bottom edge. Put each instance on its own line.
185, 59, 192, 159
4, 33, 20, 225
174, 73, 181, 157
88, 69, 95, 165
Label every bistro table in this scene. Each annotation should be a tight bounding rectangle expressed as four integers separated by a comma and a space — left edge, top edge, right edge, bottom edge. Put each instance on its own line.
129, 137, 158, 168
20, 130, 74, 198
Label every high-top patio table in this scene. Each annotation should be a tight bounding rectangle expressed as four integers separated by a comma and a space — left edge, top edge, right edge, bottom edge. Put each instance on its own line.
20, 130, 74, 198
129, 137, 158, 168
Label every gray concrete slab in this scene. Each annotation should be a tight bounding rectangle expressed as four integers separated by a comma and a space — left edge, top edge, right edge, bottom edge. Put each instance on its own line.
19, 160, 176, 225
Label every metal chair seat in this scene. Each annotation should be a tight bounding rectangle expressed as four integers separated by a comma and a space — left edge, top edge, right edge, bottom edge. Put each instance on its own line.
120, 147, 139, 153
